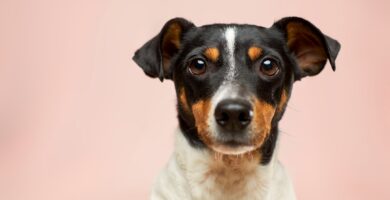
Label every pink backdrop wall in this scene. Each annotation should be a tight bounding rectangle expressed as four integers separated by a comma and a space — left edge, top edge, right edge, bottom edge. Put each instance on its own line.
1, 0, 389, 199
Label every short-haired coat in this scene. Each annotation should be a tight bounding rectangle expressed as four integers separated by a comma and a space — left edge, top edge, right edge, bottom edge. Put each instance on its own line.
133, 17, 340, 200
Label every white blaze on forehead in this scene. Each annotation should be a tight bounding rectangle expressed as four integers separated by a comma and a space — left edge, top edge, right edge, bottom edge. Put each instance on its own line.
207, 27, 244, 142
224, 27, 237, 81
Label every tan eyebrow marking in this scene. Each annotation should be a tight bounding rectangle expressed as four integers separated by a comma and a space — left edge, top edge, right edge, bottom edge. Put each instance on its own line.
203, 47, 220, 62
248, 46, 263, 61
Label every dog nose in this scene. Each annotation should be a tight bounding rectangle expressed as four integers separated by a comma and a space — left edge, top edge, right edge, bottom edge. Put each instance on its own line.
214, 99, 253, 131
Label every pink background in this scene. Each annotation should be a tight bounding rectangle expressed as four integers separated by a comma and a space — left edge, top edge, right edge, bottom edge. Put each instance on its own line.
1, 0, 389, 199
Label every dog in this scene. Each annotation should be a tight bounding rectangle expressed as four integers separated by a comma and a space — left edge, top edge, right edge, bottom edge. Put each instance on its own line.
133, 17, 340, 200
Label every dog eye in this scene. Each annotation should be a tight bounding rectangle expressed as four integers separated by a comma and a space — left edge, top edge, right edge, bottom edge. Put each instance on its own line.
189, 58, 207, 75
259, 58, 279, 76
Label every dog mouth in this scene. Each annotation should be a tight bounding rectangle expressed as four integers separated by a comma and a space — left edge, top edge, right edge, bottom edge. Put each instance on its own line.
210, 138, 257, 155
211, 142, 256, 155
222, 140, 248, 147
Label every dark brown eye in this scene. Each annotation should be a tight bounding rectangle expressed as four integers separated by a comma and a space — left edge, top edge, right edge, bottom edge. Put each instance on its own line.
189, 58, 207, 75
259, 58, 279, 76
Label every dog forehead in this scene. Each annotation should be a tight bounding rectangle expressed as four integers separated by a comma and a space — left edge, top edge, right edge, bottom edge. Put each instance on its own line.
186, 24, 278, 45
182, 24, 282, 54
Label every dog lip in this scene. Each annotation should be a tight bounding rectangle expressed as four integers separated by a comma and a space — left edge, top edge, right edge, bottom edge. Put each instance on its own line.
211, 142, 256, 155
213, 138, 252, 148
221, 140, 249, 147
214, 131, 251, 146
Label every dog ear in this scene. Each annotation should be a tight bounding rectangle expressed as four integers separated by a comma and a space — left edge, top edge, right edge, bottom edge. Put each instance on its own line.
272, 17, 340, 78
132, 18, 195, 82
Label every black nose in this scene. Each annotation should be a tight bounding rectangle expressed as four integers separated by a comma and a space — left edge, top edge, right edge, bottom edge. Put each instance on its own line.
214, 99, 253, 131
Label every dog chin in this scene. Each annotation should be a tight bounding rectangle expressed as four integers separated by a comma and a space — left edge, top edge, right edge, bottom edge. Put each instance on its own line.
210, 144, 256, 155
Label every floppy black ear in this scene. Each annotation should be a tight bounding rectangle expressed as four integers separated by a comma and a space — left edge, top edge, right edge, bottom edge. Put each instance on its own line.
272, 17, 341, 78
132, 18, 195, 82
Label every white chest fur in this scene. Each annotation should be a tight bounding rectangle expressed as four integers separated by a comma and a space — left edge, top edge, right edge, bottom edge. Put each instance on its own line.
150, 130, 296, 200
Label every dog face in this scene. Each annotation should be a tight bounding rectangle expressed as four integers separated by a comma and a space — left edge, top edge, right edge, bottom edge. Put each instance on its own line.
133, 17, 340, 161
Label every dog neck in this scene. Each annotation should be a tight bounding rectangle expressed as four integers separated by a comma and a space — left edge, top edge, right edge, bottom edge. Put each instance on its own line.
173, 128, 279, 199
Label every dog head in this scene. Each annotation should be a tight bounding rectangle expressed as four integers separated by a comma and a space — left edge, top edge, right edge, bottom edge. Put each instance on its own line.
133, 17, 340, 163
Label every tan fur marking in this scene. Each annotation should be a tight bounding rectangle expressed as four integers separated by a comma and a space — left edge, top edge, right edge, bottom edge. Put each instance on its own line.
163, 22, 181, 48
286, 22, 327, 72
211, 151, 261, 167
203, 47, 220, 62
179, 87, 191, 114
200, 151, 261, 197
251, 99, 276, 147
277, 89, 288, 113
247, 46, 263, 61
162, 23, 182, 71
192, 99, 212, 145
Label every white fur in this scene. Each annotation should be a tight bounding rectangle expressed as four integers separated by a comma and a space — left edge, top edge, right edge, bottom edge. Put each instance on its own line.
150, 129, 296, 200
224, 27, 237, 82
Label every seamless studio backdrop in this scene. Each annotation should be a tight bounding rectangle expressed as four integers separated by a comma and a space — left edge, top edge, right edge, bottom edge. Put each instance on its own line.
0, 0, 389, 199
